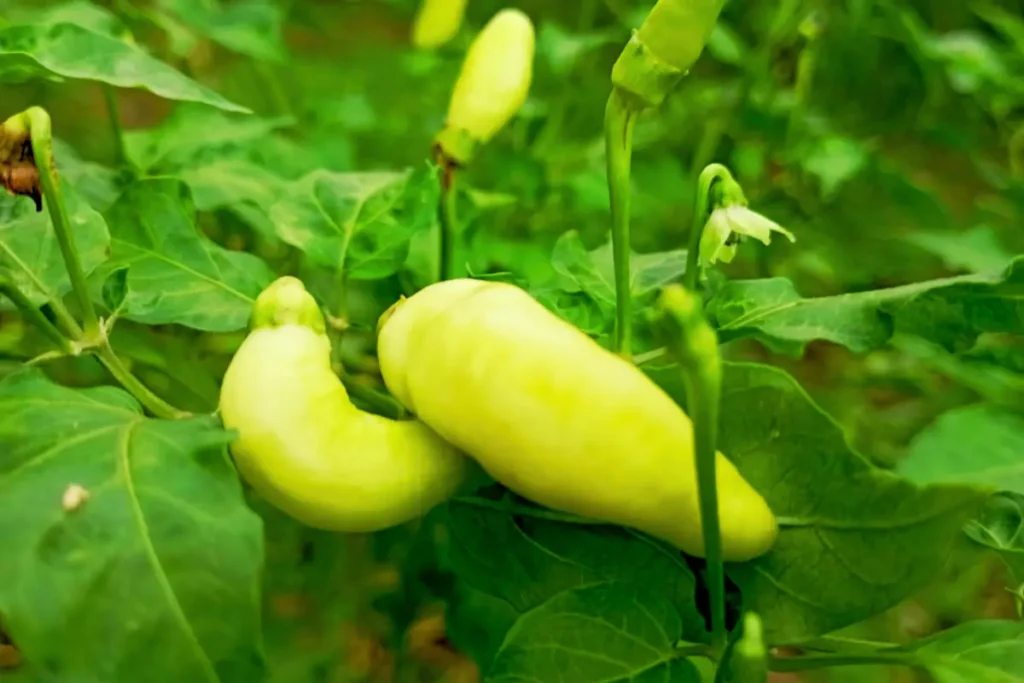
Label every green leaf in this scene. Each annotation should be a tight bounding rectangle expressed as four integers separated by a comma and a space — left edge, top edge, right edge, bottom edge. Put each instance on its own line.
99, 177, 274, 332
552, 230, 688, 311
0, 368, 265, 683
901, 405, 1024, 494
270, 168, 438, 279
904, 225, 1015, 274
444, 492, 707, 673
52, 137, 121, 212
157, 0, 287, 62
0, 23, 249, 112
891, 335, 1024, 410
901, 620, 1024, 682
7, 0, 129, 39
489, 582, 701, 683
799, 135, 870, 200
648, 362, 991, 644
179, 159, 285, 241
124, 104, 293, 172
707, 257, 1024, 354
0, 185, 110, 308
965, 492, 1024, 582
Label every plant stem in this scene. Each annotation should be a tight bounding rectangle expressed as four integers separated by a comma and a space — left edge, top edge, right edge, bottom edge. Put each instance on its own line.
438, 162, 459, 281
604, 88, 639, 357
1011, 124, 1024, 180
24, 107, 101, 338
95, 344, 189, 420
768, 652, 912, 673
653, 286, 726, 652
685, 360, 726, 651
101, 85, 128, 167
684, 163, 731, 291
0, 277, 76, 354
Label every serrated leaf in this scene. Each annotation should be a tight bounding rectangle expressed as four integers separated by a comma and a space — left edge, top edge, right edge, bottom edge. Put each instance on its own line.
647, 362, 991, 644
901, 405, 1024, 494
99, 177, 273, 332
0, 23, 248, 112
489, 582, 701, 683
707, 257, 1024, 354
0, 368, 265, 683
0, 184, 110, 309
270, 168, 438, 279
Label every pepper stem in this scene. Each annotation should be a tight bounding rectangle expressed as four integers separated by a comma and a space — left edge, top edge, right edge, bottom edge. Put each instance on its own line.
653, 285, 726, 652
684, 163, 732, 291
0, 276, 77, 355
94, 341, 190, 420
605, 88, 640, 357
23, 107, 101, 338
437, 159, 459, 281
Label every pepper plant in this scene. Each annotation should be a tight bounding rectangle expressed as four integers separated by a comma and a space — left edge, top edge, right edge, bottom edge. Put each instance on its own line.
0, 1, 1023, 682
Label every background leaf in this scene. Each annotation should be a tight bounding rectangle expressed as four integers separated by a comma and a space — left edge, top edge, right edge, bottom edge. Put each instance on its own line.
901, 405, 1024, 494
270, 168, 438, 279
99, 177, 273, 331
0, 23, 248, 112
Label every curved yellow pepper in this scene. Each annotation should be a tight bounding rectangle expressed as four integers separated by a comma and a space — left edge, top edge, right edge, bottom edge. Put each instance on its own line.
219, 276, 466, 531
412, 0, 469, 49
377, 279, 778, 561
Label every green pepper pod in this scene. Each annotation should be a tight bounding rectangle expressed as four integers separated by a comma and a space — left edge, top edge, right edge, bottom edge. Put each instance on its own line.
611, 0, 725, 108
720, 612, 768, 682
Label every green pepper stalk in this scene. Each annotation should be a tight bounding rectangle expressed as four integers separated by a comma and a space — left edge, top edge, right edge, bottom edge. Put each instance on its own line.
652, 284, 727, 650
605, 0, 725, 356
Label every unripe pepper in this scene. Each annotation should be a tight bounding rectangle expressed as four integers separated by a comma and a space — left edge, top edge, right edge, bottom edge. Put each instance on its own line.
412, 0, 469, 49
219, 277, 466, 531
434, 8, 535, 165
612, 0, 726, 108
377, 279, 779, 562
720, 613, 769, 682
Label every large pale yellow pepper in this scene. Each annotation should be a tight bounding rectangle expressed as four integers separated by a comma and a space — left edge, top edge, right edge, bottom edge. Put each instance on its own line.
412, 0, 469, 49
219, 277, 466, 531
377, 279, 779, 562
435, 8, 535, 163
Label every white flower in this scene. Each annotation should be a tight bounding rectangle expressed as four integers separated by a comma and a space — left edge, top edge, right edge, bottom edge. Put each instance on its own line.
699, 205, 796, 268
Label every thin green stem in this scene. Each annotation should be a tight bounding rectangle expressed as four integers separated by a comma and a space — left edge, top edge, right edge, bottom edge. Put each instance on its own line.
684, 163, 731, 291
341, 374, 406, 421
101, 85, 128, 167
684, 363, 726, 652
653, 286, 726, 652
768, 652, 912, 673
1011, 124, 1024, 179
605, 88, 639, 357
95, 344, 189, 419
24, 107, 100, 338
0, 277, 76, 354
438, 164, 459, 281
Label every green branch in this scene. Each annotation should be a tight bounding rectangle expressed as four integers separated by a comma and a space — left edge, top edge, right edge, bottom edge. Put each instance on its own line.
652, 285, 726, 651
604, 88, 639, 357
